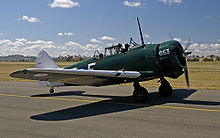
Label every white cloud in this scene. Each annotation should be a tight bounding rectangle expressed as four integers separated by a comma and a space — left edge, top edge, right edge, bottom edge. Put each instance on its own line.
49, 0, 79, 8
64, 41, 103, 55
210, 44, 220, 50
0, 39, 26, 47
15, 38, 27, 42
85, 44, 99, 50
18, 16, 40, 23
189, 43, 199, 49
57, 33, 63, 36
187, 42, 220, 56
65, 41, 84, 49
1, 37, 220, 57
99, 36, 115, 41
217, 39, 220, 42
0, 33, 4, 36
65, 41, 80, 46
123, 1, 142, 7
173, 37, 182, 42
0, 38, 61, 56
90, 38, 101, 43
24, 45, 56, 50
4, 37, 220, 57
26, 40, 54, 45
158, 0, 182, 5
184, 40, 193, 44
0, 39, 11, 45
64, 32, 73, 36
199, 44, 209, 50
57, 32, 73, 36
144, 34, 151, 39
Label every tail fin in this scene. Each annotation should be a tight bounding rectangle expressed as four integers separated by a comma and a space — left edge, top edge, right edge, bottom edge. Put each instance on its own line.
36, 50, 64, 88
36, 50, 58, 68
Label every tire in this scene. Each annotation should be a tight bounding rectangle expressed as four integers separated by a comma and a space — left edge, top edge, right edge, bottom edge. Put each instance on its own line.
133, 87, 148, 103
159, 83, 173, 98
49, 89, 54, 94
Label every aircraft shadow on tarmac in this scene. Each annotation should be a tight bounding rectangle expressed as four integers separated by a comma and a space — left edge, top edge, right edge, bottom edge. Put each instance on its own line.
31, 91, 86, 97
30, 89, 220, 121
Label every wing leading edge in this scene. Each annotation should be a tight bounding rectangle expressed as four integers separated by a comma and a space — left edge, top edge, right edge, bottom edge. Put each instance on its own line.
10, 68, 141, 86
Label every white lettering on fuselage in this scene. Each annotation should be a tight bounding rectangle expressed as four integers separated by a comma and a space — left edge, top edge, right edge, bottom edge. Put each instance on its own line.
159, 49, 170, 56
88, 62, 96, 70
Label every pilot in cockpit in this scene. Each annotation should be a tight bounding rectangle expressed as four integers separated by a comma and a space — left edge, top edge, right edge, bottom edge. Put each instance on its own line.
121, 43, 130, 53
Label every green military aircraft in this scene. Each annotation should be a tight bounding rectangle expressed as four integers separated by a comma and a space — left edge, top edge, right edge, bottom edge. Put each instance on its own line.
10, 18, 191, 102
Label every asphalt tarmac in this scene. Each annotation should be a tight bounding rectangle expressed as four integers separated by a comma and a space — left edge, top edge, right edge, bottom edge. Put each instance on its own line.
0, 81, 220, 138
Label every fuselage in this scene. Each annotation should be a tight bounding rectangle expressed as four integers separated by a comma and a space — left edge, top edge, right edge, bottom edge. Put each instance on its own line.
65, 40, 185, 82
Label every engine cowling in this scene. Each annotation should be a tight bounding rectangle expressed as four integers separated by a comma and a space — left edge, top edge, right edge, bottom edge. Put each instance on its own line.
158, 40, 186, 78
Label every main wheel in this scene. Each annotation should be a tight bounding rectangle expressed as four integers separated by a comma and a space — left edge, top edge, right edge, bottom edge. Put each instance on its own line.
159, 83, 173, 98
133, 87, 148, 103
49, 88, 54, 94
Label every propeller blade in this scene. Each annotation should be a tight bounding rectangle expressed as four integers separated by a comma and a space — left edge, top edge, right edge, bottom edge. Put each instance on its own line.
183, 65, 190, 88
183, 39, 192, 88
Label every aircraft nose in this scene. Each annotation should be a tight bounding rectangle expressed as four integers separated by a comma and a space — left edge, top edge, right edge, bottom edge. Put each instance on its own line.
174, 41, 186, 67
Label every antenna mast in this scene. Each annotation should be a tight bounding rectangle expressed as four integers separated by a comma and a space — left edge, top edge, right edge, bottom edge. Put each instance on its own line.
137, 17, 144, 45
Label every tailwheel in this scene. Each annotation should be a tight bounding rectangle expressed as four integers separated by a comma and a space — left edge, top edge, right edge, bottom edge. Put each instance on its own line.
159, 78, 173, 98
133, 81, 148, 102
49, 88, 54, 94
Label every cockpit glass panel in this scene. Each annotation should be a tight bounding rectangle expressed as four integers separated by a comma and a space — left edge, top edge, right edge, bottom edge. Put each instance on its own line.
104, 44, 122, 56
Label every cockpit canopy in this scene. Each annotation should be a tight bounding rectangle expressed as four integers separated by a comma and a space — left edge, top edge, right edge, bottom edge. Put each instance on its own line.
104, 44, 122, 57
93, 38, 143, 59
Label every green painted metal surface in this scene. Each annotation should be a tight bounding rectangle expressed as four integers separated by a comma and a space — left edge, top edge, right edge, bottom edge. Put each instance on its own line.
64, 40, 185, 81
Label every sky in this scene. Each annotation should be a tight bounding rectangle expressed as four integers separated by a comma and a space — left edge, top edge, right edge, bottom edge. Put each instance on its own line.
0, 0, 220, 57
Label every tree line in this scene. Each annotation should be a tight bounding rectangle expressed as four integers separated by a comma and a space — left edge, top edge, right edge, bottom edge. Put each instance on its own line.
187, 55, 220, 62
0, 54, 219, 62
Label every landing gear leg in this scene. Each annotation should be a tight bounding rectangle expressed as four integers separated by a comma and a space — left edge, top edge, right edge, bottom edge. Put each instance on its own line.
133, 81, 148, 102
49, 87, 54, 94
159, 77, 173, 98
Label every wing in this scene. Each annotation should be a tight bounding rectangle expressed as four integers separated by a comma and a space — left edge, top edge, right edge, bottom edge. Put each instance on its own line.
10, 68, 141, 86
